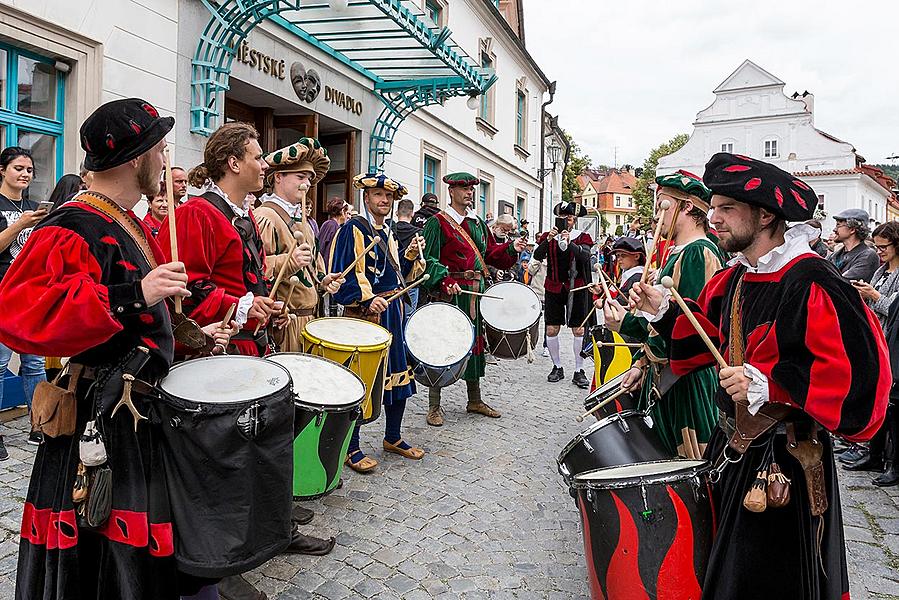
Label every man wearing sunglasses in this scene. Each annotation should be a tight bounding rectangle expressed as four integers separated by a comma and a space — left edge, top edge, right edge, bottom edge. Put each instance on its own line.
829, 208, 879, 283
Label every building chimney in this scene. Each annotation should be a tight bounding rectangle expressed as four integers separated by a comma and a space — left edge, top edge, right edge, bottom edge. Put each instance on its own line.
800, 91, 814, 114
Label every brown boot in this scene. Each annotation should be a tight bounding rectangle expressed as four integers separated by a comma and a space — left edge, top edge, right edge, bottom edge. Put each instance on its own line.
427, 387, 444, 426
465, 380, 501, 418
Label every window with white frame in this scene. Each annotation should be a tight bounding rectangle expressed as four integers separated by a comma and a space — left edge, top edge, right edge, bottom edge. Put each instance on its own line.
615, 196, 621, 207
721, 142, 734, 153
764, 139, 779, 158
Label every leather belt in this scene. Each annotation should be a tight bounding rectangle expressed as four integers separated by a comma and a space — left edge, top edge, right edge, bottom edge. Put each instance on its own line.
233, 329, 269, 345
287, 307, 316, 317
450, 270, 481, 280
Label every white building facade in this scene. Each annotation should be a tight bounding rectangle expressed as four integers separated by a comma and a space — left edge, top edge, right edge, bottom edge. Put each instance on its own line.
0, 0, 553, 229
659, 60, 892, 231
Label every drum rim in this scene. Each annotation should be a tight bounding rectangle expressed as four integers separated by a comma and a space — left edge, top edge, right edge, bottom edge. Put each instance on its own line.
159, 355, 293, 404
301, 317, 392, 351
267, 352, 366, 411
404, 301, 475, 367
569, 459, 710, 490
557, 410, 647, 463
480, 281, 541, 332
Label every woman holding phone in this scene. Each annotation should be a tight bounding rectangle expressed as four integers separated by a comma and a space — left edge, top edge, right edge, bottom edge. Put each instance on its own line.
0, 147, 49, 454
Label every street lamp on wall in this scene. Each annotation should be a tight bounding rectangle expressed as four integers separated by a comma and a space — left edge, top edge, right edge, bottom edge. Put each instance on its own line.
538, 138, 562, 179
466, 93, 480, 111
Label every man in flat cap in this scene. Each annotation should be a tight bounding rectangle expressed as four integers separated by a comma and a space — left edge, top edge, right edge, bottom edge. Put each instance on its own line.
629, 153, 889, 600
830, 207, 879, 282
0, 98, 195, 598
420, 172, 525, 426
609, 236, 645, 300
533, 200, 595, 389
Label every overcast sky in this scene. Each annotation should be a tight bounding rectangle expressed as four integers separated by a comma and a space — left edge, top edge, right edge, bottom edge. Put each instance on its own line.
523, 0, 899, 169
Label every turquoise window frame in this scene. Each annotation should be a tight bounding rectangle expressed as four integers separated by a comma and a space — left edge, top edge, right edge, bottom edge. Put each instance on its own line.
479, 54, 492, 121
425, 0, 440, 24
516, 196, 525, 226
0, 41, 66, 182
479, 181, 489, 218
423, 155, 437, 196
515, 90, 525, 147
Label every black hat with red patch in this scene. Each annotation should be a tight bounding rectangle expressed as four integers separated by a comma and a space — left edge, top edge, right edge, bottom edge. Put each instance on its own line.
80, 98, 174, 172
703, 152, 817, 221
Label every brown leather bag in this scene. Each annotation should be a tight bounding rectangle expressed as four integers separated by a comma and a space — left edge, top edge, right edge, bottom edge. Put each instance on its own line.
31, 364, 83, 438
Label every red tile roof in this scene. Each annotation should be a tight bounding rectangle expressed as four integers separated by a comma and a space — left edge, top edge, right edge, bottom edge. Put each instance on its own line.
592, 170, 637, 194
792, 166, 896, 195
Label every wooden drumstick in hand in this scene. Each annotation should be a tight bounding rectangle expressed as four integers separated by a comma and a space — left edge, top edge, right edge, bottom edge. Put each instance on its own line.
163, 147, 182, 314
385, 274, 430, 303
639, 199, 671, 286
660, 275, 727, 369
416, 234, 427, 269
576, 386, 630, 422
212, 303, 237, 355
254, 231, 303, 335
299, 182, 310, 228
283, 275, 301, 315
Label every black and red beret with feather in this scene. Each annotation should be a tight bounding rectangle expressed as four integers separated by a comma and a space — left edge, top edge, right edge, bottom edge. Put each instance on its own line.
703, 152, 817, 221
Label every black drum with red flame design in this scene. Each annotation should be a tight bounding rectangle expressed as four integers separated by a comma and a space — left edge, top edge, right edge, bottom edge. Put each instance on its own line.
570, 460, 715, 600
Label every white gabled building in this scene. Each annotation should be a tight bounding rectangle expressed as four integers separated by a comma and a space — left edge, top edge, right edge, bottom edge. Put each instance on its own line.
658, 59, 894, 231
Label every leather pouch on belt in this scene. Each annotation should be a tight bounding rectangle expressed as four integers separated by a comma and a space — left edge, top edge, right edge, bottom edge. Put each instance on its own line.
31, 364, 82, 438
786, 423, 828, 516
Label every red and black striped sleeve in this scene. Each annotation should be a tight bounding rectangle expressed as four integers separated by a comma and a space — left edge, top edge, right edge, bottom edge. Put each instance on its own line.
745, 279, 889, 442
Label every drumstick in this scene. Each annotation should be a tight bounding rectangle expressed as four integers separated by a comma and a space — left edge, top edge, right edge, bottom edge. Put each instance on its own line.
254, 230, 304, 335
416, 234, 426, 270
576, 387, 630, 422
212, 303, 237, 356
385, 274, 430, 303
459, 289, 503, 300
639, 199, 671, 286
578, 305, 597, 329
163, 147, 181, 314
299, 183, 310, 228
660, 276, 727, 369
658, 197, 683, 269
597, 341, 644, 349
283, 275, 301, 315
337, 236, 382, 280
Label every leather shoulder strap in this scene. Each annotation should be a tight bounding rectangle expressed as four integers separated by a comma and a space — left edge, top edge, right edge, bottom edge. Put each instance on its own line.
438, 212, 491, 280
260, 201, 296, 232
351, 215, 403, 279
73, 192, 157, 270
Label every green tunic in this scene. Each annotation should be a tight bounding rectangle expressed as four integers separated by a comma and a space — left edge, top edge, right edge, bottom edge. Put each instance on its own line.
620, 237, 726, 458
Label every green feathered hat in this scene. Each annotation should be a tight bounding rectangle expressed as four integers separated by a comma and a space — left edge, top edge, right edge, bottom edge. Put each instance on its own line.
264, 137, 330, 183
655, 169, 712, 209
443, 172, 480, 187
352, 172, 408, 199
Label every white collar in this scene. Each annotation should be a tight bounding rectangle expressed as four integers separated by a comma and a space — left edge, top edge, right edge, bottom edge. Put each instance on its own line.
621, 265, 644, 282
203, 181, 250, 218
259, 193, 302, 219
728, 223, 818, 274
445, 204, 478, 224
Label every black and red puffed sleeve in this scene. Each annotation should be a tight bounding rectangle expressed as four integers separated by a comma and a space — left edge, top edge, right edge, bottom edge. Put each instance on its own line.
0, 226, 127, 356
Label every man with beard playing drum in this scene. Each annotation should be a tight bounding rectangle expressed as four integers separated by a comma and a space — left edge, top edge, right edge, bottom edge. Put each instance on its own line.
628, 153, 889, 600
331, 173, 427, 473
420, 173, 526, 426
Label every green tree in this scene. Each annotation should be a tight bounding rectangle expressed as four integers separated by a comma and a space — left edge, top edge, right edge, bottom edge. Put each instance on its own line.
561, 130, 592, 202
632, 133, 690, 223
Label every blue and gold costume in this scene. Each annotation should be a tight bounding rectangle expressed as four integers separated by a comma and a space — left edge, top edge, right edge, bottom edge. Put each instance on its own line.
330, 173, 424, 468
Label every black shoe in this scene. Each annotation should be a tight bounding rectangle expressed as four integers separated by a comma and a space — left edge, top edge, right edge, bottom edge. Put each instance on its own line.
292, 504, 315, 525
838, 447, 867, 464
0, 437, 8, 461
284, 528, 336, 556
27, 431, 42, 446
572, 369, 590, 389
547, 366, 564, 383
842, 455, 884, 472
218, 575, 268, 600
873, 464, 899, 487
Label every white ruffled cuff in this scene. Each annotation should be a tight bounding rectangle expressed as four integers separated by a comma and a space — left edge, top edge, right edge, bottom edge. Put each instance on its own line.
234, 292, 255, 327
638, 286, 672, 323
743, 363, 769, 415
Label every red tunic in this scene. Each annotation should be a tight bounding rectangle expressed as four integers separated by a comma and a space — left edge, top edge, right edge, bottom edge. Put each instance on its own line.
157, 195, 267, 356
534, 231, 594, 293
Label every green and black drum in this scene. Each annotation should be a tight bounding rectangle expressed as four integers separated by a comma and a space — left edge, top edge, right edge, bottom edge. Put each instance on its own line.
267, 353, 364, 499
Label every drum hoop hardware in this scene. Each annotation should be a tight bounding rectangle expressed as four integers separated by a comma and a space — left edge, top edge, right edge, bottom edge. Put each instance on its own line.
583, 438, 594, 454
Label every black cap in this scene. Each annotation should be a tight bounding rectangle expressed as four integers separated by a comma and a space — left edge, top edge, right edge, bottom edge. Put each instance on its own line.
612, 236, 645, 254
553, 201, 587, 218
80, 98, 174, 172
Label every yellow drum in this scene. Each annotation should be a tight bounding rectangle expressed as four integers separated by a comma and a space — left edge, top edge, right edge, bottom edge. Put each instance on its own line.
301, 317, 392, 425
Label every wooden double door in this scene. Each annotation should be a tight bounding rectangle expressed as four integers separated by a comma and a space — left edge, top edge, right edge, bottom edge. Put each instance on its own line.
225, 98, 357, 222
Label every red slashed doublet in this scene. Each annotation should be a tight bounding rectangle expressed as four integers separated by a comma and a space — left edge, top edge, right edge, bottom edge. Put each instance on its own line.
0, 202, 182, 599
655, 254, 890, 600
158, 194, 267, 356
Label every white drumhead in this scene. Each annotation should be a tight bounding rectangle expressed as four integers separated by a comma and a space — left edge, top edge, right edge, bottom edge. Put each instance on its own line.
160, 356, 291, 403
405, 303, 474, 366
575, 459, 707, 482
267, 353, 364, 408
304, 317, 390, 347
479, 282, 541, 332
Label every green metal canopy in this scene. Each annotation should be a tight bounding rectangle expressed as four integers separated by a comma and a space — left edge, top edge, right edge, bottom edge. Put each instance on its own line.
191, 0, 497, 171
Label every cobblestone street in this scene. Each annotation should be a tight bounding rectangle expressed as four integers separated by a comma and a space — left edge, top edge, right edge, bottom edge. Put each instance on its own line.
0, 330, 894, 599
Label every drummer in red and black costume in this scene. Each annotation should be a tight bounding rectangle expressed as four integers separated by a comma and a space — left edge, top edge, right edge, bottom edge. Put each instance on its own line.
330, 173, 426, 473
533, 201, 594, 389
629, 153, 889, 600
0, 98, 228, 599
158, 122, 306, 357
420, 172, 525, 426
